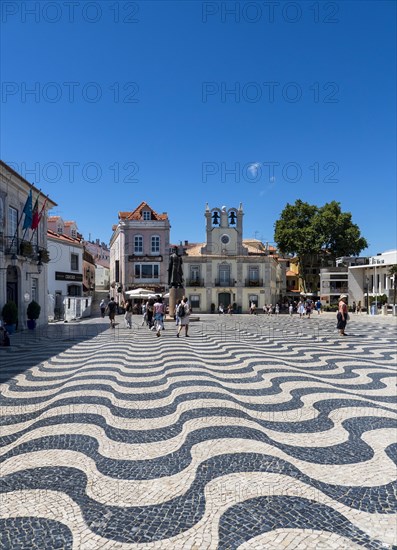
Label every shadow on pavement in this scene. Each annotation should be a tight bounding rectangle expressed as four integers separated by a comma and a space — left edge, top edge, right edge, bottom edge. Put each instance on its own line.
0, 321, 111, 383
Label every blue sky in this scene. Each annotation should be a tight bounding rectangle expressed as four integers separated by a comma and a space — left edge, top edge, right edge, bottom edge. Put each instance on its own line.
1, 0, 396, 255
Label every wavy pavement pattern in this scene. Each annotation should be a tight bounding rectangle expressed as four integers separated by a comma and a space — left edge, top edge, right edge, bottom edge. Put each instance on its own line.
0, 317, 396, 549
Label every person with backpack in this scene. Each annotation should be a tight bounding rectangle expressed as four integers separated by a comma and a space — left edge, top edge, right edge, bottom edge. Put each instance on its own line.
176, 297, 190, 337
107, 297, 117, 329
175, 299, 182, 326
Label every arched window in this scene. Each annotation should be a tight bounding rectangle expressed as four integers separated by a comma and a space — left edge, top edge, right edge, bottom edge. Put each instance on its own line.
134, 235, 143, 254
151, 235, 160, 254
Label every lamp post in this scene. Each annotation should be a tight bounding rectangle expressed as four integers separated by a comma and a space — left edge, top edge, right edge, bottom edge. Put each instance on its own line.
366, 275, 369, 315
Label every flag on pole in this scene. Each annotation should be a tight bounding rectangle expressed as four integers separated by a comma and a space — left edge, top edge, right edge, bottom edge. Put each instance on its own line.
22, 190, 33, 230
31, 192, 41, 230
31, 194, 48, 231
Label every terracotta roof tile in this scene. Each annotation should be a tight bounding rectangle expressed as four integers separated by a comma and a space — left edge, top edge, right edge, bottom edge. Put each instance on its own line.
47, 229, 83, 246
119, 201, 168, 221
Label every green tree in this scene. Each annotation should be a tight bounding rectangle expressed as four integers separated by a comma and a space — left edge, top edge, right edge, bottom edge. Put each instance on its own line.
313, 201, 368, 261
274, 200, 368, 292
274, 200, 319, 293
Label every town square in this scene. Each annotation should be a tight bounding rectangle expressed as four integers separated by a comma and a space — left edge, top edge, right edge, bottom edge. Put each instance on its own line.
1, 0, 396, 548
1, 311, 397, 549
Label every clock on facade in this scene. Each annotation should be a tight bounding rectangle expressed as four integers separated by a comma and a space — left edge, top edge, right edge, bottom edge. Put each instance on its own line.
220, 234, 230, 245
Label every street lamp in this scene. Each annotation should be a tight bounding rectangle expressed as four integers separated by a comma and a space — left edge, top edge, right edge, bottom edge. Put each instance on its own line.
365, 275, 369, 315
26, 260, 43, 280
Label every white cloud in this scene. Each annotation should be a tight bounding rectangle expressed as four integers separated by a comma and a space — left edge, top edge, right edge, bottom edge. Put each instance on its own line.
247, 162, 261, 177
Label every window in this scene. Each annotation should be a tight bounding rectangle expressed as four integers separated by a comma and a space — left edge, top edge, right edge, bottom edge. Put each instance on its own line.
142, 211, 151, 220
249, 266, 259, 282
71, 253, 79, 271
71, 228, 77, 238
134, 264, 159, 279
190, 265, 200, 282
134, 235, 143, 254
68, 285, 81, 296
151, 235, 160, 254
31, 278, 38, 302
190, 295, 200, 309
57, 225, 63, 234
219, 264, 230, 285
8, 206, 18, 242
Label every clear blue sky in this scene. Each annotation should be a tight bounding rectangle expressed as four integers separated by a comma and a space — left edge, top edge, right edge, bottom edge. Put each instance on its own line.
1, 0, 396, 255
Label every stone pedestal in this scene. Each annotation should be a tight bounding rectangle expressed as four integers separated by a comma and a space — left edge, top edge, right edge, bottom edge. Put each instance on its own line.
168, 287, 185, 318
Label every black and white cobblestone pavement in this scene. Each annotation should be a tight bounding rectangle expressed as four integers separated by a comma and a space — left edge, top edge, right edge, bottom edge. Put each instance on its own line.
0, 313, 396, 549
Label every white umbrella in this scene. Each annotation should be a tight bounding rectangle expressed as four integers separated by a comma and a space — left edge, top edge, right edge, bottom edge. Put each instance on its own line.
125, 288, 154, 297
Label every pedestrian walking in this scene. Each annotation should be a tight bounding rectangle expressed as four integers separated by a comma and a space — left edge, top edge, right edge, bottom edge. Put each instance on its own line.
107, 297, 117, 329
99, 299, 106, 318
153, 296, 165, 337
124, 299, 133, 328
175, 299, 182, 326
177, 297, 190, 337
337, 294, 348, 336
218, 304, 224, 315
315, 299, 322, 315
297, 300, 305, 318
141, 302, 147, 326
288, 303, 293, 316
275, 304, 280, 315
146, 299, 154, 329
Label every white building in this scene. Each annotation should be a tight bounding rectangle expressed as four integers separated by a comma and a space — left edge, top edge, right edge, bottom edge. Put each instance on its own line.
47, 221, 91, 321
0, 161, 56, 329
348, 250, 397, 308
182, 204, 282, 312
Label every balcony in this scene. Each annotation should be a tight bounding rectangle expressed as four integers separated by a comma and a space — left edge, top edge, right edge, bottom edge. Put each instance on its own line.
215, 278, 236, 287
186, 278, 205, 287
245, 279, 263, 287
3, 236, 50, 262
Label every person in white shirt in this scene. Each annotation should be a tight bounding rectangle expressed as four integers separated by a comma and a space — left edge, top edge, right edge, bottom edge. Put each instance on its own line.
177, 297, 190, 337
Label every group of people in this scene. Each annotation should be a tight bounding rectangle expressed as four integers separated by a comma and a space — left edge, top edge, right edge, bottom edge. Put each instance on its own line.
218, 303, 234, 315
100, 295, 191, 337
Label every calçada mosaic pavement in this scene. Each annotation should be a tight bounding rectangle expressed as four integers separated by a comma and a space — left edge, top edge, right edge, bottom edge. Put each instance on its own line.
0, 313, 396, 549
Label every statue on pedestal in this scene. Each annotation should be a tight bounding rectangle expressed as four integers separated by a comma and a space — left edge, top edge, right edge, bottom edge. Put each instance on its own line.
168, 247, 184, 288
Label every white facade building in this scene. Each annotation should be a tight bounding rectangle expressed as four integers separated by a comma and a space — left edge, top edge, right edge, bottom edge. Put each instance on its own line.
348, 250, 397, 308
0, 161, 56, 329
47, 227, 90, 320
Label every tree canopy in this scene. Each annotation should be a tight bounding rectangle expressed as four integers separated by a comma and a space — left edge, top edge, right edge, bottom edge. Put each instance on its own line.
274, 200, 368, 292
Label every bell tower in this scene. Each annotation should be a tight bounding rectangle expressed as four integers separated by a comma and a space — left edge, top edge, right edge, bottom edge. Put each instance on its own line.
202, 204, 247, 256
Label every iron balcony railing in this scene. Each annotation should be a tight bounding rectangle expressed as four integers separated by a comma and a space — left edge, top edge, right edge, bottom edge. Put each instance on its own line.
245, 279, 263, 287
3, 236, 50, 262
186, 278, 205, 287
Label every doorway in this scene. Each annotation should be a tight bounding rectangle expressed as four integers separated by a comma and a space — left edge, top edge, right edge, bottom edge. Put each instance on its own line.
218, 292, 231, 308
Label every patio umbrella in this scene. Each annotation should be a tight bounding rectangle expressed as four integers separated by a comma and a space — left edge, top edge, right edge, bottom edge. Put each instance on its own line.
125, 288, 155, 298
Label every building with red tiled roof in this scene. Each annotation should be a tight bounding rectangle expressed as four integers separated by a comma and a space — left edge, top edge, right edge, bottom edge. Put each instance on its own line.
109, 202, 171, 298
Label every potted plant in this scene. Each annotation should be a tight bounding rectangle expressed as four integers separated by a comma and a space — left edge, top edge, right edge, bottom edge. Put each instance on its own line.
38, 249, 50, 263
20, 240, 33, 256
2, 300, 18, 334
27, 300, 41, 330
